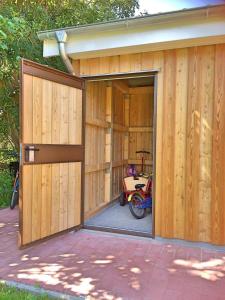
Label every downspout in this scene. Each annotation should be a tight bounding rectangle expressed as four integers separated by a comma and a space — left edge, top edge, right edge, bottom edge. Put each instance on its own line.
55, 30, 75, 75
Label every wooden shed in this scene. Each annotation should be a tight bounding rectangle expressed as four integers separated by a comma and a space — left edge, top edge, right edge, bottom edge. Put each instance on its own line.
19, 4, 225, 247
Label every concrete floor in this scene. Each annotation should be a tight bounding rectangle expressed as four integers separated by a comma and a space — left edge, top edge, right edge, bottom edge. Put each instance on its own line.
85, 201, 152, 234
0, 208, 225, 300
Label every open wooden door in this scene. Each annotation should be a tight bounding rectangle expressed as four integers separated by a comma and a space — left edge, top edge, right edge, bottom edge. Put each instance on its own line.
19, 59, 85, 247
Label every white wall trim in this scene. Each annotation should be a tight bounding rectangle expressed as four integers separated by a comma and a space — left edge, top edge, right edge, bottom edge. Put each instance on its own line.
40, 6, 225, 59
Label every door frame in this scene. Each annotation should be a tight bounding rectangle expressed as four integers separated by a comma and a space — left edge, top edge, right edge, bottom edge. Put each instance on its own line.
81, 70, 159, 239
19, 59, 86, 248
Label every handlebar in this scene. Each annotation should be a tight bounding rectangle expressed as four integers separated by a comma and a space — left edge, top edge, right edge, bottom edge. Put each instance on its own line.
136, 150, 151, 154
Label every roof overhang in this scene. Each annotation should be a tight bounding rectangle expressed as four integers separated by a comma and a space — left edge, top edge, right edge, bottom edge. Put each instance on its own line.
38, 4, 225, 59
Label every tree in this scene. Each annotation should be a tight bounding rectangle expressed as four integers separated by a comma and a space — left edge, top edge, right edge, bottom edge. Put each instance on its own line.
0, 0, 139, 153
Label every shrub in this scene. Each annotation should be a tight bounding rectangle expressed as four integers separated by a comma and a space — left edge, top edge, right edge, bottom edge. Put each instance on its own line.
0, 169, 12, 208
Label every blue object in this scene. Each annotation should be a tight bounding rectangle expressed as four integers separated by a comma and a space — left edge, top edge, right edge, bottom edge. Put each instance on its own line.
136, 197, 152, 209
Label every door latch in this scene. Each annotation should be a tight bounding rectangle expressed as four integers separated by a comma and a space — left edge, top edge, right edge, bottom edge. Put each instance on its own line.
25, 145, 40, 162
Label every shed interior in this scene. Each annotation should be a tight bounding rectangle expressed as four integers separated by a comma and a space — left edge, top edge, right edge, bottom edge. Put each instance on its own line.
84, 76, 155, 234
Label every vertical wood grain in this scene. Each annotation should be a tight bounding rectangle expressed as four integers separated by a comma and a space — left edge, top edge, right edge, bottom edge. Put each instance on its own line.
185, 47, 201, 241
32, 77, 42, 143
59, 163, 69, 231
51, 163, 60, 234
161, 50, 176, 237
173, 49, 188, 238
23, 75, 33, 143
41, 164, 52, 238
22, 165, 33, 244
211, 44, 225, 245
68, 162, 81, 227
31, 164, 42, 241
198, 46, 215, 242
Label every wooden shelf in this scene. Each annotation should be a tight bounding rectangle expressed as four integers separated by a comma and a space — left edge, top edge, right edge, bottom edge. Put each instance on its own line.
85, 162, 110, 174
86, 118, 108, 128
129, 127, 153, 132
112, 159, 128, 168
128, 159, 153, 166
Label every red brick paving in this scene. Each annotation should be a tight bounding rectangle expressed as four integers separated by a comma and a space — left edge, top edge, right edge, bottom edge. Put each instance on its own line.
0, 208, 225, 300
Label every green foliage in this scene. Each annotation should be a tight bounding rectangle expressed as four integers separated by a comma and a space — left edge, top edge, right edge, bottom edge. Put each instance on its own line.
0, 0, 139, 157
0, 283, 51, 299
0, 169, 12, 208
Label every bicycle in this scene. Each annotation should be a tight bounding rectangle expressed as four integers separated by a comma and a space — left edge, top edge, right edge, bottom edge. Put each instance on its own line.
10, 170, 19, 209
127, 180, 152, 219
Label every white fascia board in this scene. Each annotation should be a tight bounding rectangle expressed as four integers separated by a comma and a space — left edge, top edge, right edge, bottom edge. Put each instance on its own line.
43, 18, 225, 59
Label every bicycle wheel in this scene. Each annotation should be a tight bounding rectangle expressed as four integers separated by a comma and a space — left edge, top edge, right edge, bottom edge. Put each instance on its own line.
119, 192, 126, 206
10, 179, 19, 209
128, 192, 146, 219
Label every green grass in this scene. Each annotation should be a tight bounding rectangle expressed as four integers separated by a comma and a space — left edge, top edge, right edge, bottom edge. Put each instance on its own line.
0, 169, 12, 208
0, 283, 51, 299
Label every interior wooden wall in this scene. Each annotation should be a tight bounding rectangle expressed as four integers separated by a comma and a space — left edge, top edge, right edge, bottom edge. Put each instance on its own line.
74, 43, 225, 245
85, 81, 108, 219
128, 86, 154, 173
111, 81, 127, 199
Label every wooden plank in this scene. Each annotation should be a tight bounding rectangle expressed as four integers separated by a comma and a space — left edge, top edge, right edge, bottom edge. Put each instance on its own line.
129, 87, 153, 127
23, 74, 33, 143
106, 85, 112, 123
113, 83, 125, 126
22, 165, 33, 244
129, 127, 153, 132
112, 124, 128, 132
161, 50, 176, 238
99, 57, 110, 74
85, 163, 110, 174
32, 77, 42, 144
67, 163, 75, 227
185, 47, 201, 241
86, 118, 108, 128
198, 46, 215, 242
72, 59, 80, 76
105, 130, 111, 163
60, 85, 69, 144
84, 81, 108, 217
104, 170, 111, 203
129, 86, 153, 95
112, 160, 128, 168
173, 48, 188, 239
31, 164, 42, 241
69, 88, 82, 144
128, 159, 153, 166
89, 58, 100, 75
52, 82, 61, 144
59, 163, 69, 231
130, 53, 142, 72
109, 56, 120, 74
68, 162, 81, 227
141, 52, 154, 70
51, 163, 60, 234
211, 44, 225, 245
41, 164, 52, 238
119, 54, 131, 73
113, 80, 129, 94
42, 79, 52, 144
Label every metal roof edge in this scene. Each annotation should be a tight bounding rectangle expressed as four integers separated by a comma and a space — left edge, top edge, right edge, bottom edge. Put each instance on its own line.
37, 4, 225, 41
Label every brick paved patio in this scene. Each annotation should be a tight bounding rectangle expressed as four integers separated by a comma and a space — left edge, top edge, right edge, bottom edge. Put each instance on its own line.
0, 208, 225, 300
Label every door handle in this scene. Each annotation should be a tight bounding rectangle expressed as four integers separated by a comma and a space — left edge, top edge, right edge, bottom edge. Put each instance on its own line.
25, 145, 39, 162
25, 146, 40, 152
